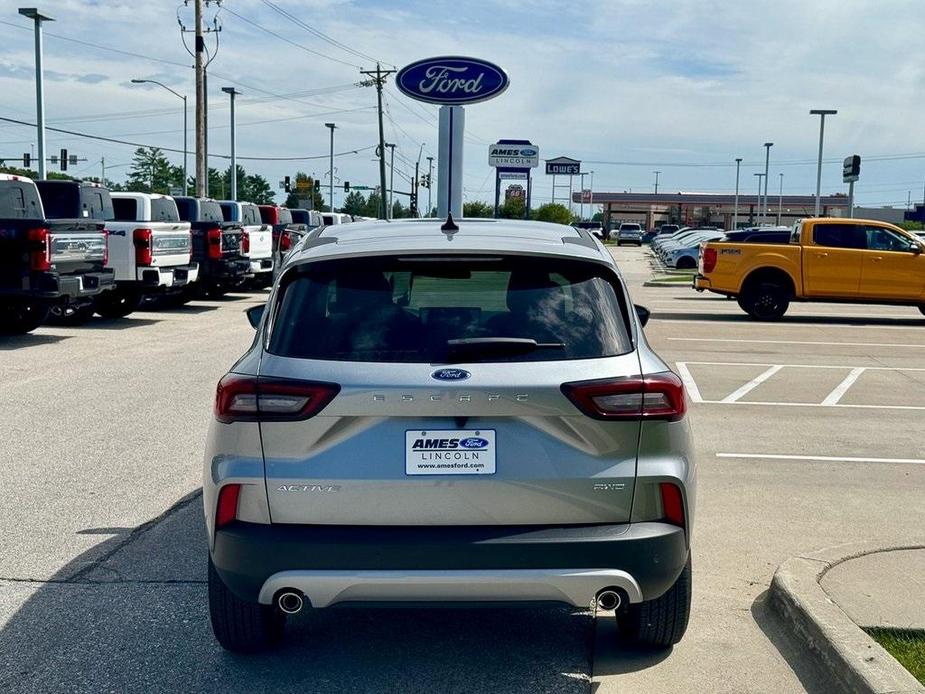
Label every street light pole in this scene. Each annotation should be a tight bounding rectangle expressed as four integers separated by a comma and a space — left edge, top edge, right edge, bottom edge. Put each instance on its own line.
386, 143, 395, 219
777, 172, 784, 225
653, 170, 661, 195
427, 155, 434, 216
762, 143, 773, 222
579, 172, 588, 220
221, 87, 240, 200
810, 109, 837, 216
131, 79, 189, 195
589, 170, 594, 221
733, 158, 742, 230
19, 8, 54, 181
753, 173, 765, 225
325, 122, 336, 213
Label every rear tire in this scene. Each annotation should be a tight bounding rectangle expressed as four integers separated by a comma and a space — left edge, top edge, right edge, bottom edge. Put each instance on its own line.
208, 556, 285, 653
738, 281, 790, 320
617, 557, 691, 648
675, 256, 697, 270
206, 285, 228, 299
919, 306, 925, 316
0, 299, 49, 335
94, 290, 142, 319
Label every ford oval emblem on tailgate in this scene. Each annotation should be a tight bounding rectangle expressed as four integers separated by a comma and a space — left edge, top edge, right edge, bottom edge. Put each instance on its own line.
432, 368, 470, 381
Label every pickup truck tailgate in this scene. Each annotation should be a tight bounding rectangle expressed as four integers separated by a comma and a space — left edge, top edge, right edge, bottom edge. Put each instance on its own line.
242, 224, 272, 260
150, 224, 192, 267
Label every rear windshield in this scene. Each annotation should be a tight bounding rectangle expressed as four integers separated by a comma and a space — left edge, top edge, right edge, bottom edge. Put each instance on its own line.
151, 198, 179, 222
36, 182, 79, 218
290, 210, 309, 224
277, 208, 293, 225
269, 256, 632, 363
219, 202, 236, 222
0, 181, 43, 219
198, 201, 224, 223
243, 204, 262, 225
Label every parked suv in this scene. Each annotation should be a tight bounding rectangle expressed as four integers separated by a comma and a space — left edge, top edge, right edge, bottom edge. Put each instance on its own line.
613, 222, 643, 245
203, 219, 696, 653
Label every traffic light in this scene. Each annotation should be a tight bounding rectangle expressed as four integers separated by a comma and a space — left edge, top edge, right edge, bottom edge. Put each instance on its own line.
60, 149, 68, 171
22, 152, 30, 168
344, 181, 350, 192
313, 179, 321, 192
409, 191, 418, 216
284, 176, 291, 192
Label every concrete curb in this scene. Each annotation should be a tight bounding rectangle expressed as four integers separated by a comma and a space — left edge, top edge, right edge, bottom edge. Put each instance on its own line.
769, 540, 925, 694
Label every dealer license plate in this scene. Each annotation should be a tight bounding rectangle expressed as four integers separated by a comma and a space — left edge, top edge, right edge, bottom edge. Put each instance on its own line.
405, 429, 496, 475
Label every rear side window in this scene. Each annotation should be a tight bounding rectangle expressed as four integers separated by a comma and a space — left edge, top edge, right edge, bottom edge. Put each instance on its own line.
0, 182, 43, 219
269, 257, 632, 363
112, 197, 138, 221
81, 189, 113, 220
150, 198, 179, 222
243, 205, 262, 225
812, 224, 865, 249
277, 208, 293, 225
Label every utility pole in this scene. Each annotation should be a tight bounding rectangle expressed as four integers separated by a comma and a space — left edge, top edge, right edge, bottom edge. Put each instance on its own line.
221, 87, 240, 200
360, 63, 396, 219
413, 160, 420, 218
810, 109, 837, 216
325, 123, 336, 213
194, 0, 206, 196
427, 155, 434, 216
733, 158, 742, 230
653, 170, 661, 195
386, 143, 395, 219
19, 8, 53, 181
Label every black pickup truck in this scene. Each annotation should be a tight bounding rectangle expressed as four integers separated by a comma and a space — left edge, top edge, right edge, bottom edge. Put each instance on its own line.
0, 175, 113, 334
174, 197, 249, 298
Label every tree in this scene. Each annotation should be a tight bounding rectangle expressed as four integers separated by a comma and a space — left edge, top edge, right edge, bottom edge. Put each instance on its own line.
284, 172, 325, 210
498, 196, 525, 219
391, 199, 411, 218
126, 147, 183, 194
342, 190, 367, 216
534, 203, 573, 225
362, 192, 383, 218
463, 201, 493, 218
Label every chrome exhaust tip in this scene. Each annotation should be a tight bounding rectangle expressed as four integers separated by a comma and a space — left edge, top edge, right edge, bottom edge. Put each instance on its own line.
277, 591, 304, 614
596, 589, 622, 611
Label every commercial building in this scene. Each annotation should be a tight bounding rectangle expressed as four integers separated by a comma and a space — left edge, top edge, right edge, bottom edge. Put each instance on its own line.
575, 192, 850, 230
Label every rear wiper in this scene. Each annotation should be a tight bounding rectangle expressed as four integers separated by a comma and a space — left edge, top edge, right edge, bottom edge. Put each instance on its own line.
444, 337, 564, 362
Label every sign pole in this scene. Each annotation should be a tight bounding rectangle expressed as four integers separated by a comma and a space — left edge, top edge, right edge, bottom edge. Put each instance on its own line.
848, 180, 854, 218
494, 170, 501, 218
525, 170, 532, 219
437, 105, 464, 218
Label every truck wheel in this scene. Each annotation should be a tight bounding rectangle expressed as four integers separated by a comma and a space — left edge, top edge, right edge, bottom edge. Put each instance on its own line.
919, 306, 925, 317
617, 557, 691, 648
738, 282, 790, 320
47, 303, 96, 326
0, 300, 49, 335
207, 285, 228, 299
94, 290, 142, 319
208, 556, 285, 653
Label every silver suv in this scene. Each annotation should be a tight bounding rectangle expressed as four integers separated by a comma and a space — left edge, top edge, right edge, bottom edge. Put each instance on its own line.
203, 218, 696, 652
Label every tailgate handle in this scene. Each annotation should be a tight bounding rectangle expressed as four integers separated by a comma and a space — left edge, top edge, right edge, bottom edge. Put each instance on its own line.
814, 252, 828, 258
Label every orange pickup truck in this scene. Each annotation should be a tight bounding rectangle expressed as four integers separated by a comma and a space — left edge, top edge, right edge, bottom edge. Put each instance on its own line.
694, 218, 925, 319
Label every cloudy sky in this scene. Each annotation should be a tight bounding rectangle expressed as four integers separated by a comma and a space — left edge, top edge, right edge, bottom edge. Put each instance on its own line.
2, 0, 924, 211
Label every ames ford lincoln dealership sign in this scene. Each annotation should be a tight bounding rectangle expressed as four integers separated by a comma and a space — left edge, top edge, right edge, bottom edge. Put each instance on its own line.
396, 56, 509, 105
489, 143, 539, 168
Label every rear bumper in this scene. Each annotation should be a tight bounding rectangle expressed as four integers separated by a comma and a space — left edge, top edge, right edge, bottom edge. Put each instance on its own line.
211, 521, 689, 607
202, 257, 251, 284
136, 262, 200, 289
248, 258, 273, 274
693, 275, 712, 290
45, 270, 115, 300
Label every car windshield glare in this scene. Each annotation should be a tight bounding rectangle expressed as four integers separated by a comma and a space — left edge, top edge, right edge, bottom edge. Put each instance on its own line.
268, 256, 633, 363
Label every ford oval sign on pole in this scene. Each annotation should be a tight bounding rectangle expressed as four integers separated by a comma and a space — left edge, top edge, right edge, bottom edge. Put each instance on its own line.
396, 56, 509, 105
396, 56, 510, 219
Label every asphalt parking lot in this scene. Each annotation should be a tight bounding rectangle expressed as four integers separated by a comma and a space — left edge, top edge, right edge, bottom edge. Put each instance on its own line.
2, 245, 923, 693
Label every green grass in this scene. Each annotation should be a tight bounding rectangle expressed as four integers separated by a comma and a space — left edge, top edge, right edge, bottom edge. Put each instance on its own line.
648, 274, 695, 284
866, 628, 925, 684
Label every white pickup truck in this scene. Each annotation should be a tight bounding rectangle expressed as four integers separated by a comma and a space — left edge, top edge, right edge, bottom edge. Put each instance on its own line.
101, 193, 198, 317
219, 201, 273, 287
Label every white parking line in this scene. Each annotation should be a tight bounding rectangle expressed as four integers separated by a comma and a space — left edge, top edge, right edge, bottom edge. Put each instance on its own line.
667, 337, 925, 349
652, 307, 919, 319
678, 361, 925, 372
717, 453, 925, 465
820, 367, 866, 406
674, 362, 704, 403
656, 320, 924, 331
720, 365, 784, 403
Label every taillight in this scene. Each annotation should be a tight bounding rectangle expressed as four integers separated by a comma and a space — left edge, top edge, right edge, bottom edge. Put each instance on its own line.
133, 228, 153, 266
215, 483, 241, 529
214, 374, 340, 423
241, 230, 250, 254
27, 227, 51, 271
280, 230, 292, 252
659, 482, 685, 527
702, 247, 717, 273
561, 372, 686, 422
207, 227, 222, 260
102, 230, 108, 266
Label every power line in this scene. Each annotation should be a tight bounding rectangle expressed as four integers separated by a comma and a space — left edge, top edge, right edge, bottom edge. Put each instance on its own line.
0, 115, 375, 161
259, 0, 391, 67
221, 6, 362, 69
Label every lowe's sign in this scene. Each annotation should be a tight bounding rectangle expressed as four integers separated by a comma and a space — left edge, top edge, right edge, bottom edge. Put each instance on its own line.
396, 56, 509, 105
489, 143, 539, 168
